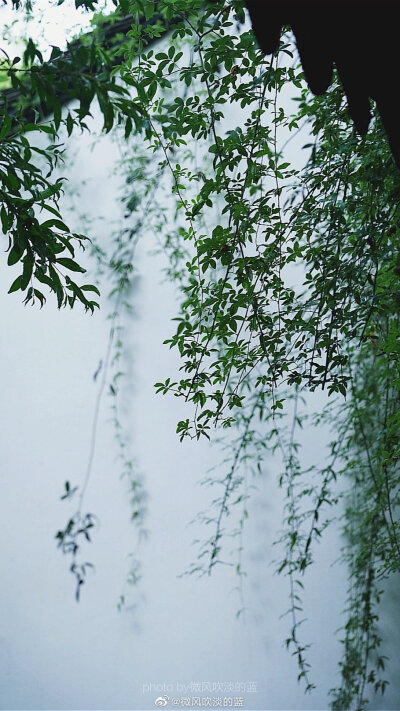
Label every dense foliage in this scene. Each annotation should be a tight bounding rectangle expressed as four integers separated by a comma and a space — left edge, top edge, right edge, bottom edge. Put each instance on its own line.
1, 1, 400, 709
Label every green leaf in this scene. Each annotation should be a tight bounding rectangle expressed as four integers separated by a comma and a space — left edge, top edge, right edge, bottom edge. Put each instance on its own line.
20, 254, 34, 290
1, 206, 9, 234
66, 113, 74, 137
81, 284, 100, 296
41, 219, 70, 232
56, 257, 86, 273
7, 245, 24, 266
49, 266, 64, 308
8, 275, 22, 294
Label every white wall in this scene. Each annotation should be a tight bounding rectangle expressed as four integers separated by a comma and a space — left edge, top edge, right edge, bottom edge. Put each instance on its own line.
0, 23, 399, 711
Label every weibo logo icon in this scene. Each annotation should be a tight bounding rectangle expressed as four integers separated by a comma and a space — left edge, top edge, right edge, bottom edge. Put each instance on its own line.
155, 696, 169, 707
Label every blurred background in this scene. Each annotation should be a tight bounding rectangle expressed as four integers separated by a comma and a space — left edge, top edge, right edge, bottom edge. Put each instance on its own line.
0, 3, 399, 709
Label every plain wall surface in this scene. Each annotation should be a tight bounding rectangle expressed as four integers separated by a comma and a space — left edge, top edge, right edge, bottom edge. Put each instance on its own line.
0, 19, 399, 711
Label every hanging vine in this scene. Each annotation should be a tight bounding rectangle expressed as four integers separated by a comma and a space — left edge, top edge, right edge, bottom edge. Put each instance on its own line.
105, 2, 400, 706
